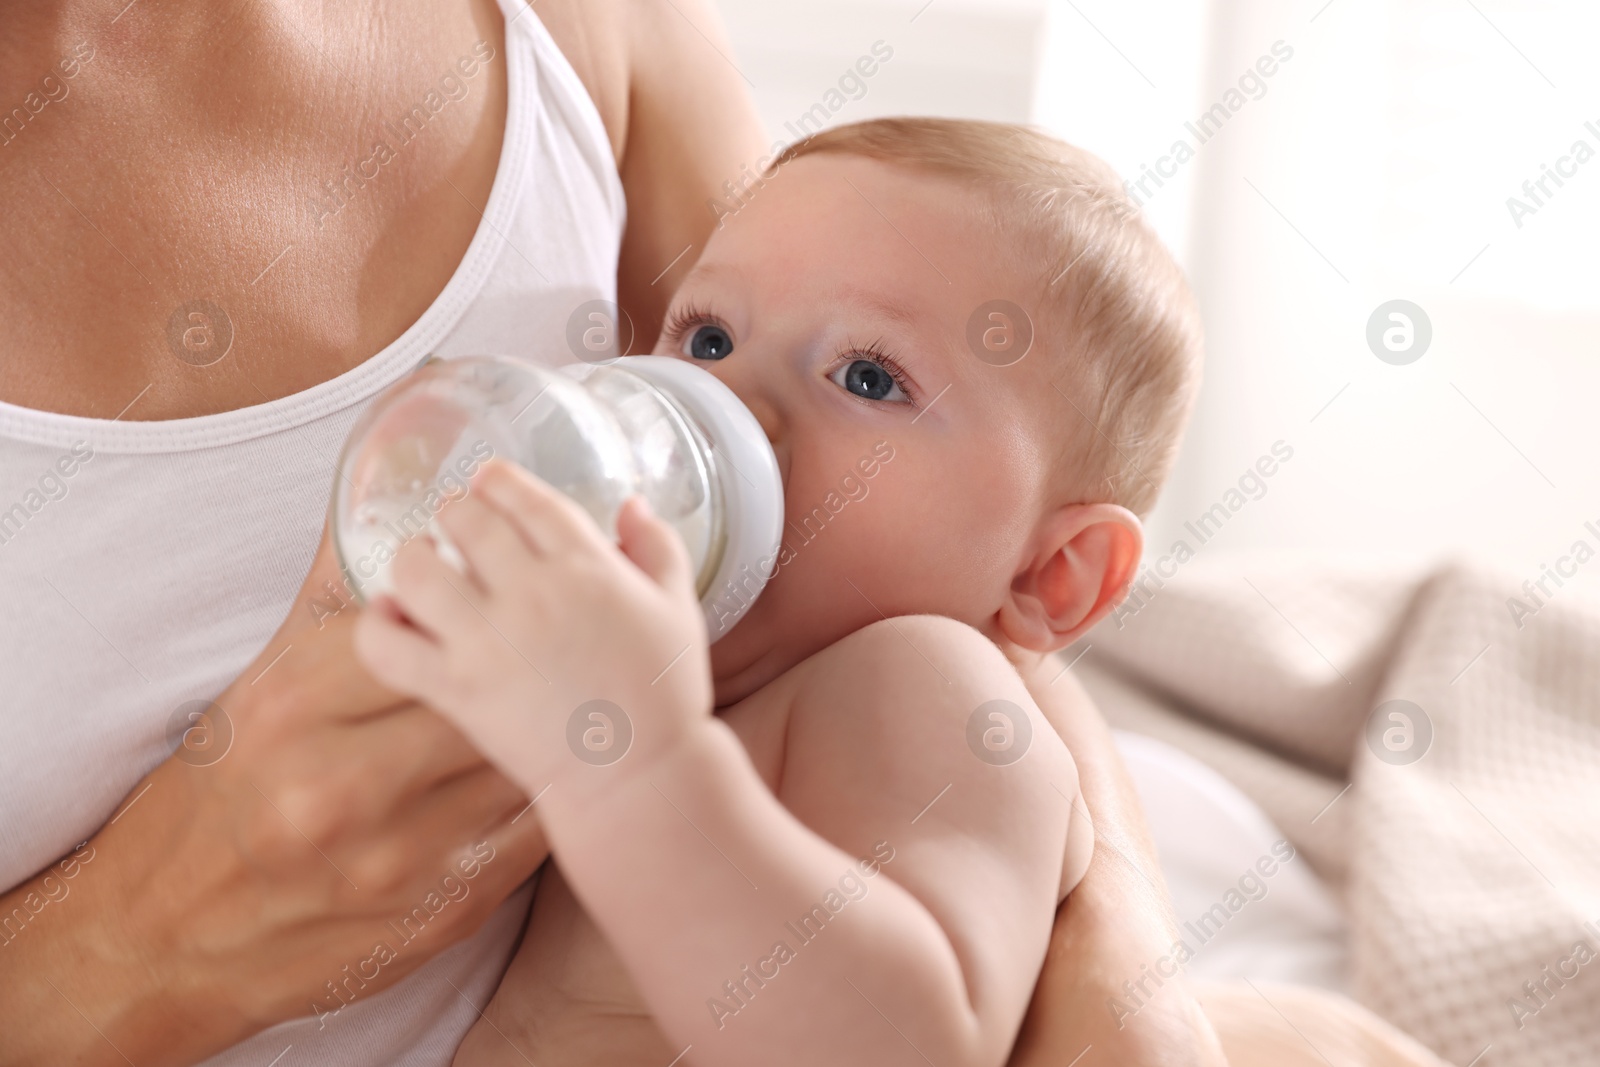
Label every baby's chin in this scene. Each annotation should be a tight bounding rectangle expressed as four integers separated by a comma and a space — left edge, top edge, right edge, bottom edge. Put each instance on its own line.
706, 589, 839, 707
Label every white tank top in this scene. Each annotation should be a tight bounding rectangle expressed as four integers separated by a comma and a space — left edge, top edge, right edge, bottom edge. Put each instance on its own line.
0, 2, 623, 1062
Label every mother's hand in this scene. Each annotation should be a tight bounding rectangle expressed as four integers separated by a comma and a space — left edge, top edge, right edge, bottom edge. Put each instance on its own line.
1008, 672, 1228, 1067
0, 527, 548, 1067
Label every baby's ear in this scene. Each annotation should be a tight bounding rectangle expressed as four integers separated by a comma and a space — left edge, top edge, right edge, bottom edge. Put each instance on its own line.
997, 503, 1143, 653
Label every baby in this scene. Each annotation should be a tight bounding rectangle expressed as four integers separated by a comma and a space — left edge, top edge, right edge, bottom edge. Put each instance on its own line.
354, 117, 1202, 1067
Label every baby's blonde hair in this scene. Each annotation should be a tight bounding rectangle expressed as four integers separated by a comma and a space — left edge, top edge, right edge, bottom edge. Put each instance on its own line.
773, 118, 1202, 516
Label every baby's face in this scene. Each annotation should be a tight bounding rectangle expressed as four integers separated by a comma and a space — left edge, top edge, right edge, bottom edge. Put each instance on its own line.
652, 154, 1067, 704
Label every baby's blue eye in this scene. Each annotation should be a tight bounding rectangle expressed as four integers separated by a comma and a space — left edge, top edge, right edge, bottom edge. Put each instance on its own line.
830, 359, 907, 402
684, 324, 734, 361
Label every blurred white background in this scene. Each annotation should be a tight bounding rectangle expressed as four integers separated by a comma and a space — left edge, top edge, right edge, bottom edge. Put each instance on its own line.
712, 0, 1600, 601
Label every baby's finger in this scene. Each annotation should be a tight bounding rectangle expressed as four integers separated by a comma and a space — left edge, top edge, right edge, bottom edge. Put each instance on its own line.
389, 535, 487, 640
436, 488, 542, 592
616, 496, 693, 596
353, 600, 448, 703
474, 459, 606, 557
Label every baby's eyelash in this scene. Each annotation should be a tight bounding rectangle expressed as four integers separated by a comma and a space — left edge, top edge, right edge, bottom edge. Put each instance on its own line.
663, 301, 724, 342
836, 338, 918, 405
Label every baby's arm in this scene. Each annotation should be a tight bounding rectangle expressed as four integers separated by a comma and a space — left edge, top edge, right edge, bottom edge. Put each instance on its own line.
356, 463, 1084, 1067
539, 614, 1082, 1067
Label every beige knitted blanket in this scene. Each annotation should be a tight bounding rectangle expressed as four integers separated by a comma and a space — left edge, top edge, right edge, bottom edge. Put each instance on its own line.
1073, 556, 1600, 1067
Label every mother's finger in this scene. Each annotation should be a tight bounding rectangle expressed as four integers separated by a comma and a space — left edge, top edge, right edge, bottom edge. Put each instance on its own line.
390, 762, 539, 850
245, 610, 410, 726
329, 701, 498, 811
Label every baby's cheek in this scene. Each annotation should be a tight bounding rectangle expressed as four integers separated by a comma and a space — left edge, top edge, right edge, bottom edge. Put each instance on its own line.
767, 543, 873, 641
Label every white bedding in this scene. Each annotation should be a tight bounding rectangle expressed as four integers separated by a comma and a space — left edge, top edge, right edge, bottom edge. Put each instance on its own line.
1114, 730, 1348, 992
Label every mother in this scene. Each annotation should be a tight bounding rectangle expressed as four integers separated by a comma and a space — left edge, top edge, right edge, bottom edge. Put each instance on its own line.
0, 1, 1222, 1063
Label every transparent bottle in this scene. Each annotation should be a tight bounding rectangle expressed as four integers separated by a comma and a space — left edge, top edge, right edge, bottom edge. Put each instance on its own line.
331, 355, 784, 641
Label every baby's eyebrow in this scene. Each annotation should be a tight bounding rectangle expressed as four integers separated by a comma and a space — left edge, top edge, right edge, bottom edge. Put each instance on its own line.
845, 291, 921, 333
678, 260, 735, 291
839, 290, 958, 370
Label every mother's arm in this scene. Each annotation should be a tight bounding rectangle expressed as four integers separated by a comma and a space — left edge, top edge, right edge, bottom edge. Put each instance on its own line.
1010, 670, 1229, 1066
535, 0, 771, 342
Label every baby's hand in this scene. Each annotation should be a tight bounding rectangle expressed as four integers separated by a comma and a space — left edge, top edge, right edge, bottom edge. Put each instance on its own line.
354, 460, 711, 799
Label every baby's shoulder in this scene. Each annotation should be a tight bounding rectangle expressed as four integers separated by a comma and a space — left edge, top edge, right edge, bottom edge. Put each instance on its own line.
784, 615, 1068, 784
769, 616, 1080, 900
793, 614, 1019, 713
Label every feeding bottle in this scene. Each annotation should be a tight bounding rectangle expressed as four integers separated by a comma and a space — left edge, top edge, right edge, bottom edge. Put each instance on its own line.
331, 355, 784, 641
